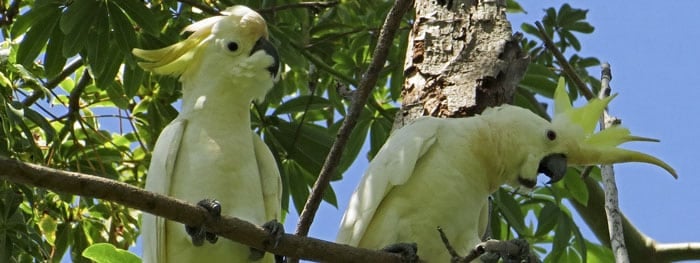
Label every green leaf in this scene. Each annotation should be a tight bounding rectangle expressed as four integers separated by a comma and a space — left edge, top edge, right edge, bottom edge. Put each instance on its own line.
107, 1, 138, 55
506, 0, 525, 13
60, 0, 100, 57
568, 22, 595, 34
44, 25, 67, 78
4, 102, 42, 160
16, 12, 60, 67
564, 247, 582, 263
10, 2, 61, 38
494, 189, 528, 235
322, 182, 338, 207
96, 43, 126, 89
23, 107, 57, 144
273, 95, 331, 115
535, 202, 560, 236
6, 100, 24, 117
105, 82, 130, 110
123, 65, 145, 98
82, 243, 140, 263
570, 215, 588, 263
283, 160, 313, 212
557, 4, 588, 28
519, 64, 557, 97
575, 56, 601, 68
521, 23, 539, 37
368, 115, 391, 159
114, 0, 161, 36
0, 72, 11, 88
38, 216, 57, 246
338, 111, 371, 172
585, 241, 613, 262
560, 30, 582, 51
550, 213, 572, 262
86, 8, 111, 84
267, 117, 333, 175
59, 0, 99, 34
563, 168, 588, 205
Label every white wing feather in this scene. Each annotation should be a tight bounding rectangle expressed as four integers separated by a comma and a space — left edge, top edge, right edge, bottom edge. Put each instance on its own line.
142, 119, 187, 263
336, 117, 439, 245
252, 133, 282, 221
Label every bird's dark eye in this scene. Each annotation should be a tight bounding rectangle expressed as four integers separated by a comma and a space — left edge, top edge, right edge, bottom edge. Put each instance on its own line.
546, 130, 557, 141
227, 42, 239, 52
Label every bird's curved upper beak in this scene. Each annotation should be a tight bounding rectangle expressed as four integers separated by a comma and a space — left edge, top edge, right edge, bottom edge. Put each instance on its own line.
538, 153, 567, 184
251, 37, 280, 79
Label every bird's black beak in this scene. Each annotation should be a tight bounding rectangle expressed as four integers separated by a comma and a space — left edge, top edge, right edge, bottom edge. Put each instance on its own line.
251, 37, 280, 79
538, 153, 567, 184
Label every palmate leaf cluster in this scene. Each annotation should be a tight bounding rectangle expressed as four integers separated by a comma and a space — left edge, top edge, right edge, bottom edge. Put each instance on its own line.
0, 0, 609, 262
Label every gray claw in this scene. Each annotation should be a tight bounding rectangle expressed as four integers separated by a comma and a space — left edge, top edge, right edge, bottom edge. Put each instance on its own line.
249, 219, 285, 262
382, 242, 419, 263
185, 199, 221, 246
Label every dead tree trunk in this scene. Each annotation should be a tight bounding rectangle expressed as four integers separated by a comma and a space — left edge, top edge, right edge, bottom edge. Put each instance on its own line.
394, 0, 529, 129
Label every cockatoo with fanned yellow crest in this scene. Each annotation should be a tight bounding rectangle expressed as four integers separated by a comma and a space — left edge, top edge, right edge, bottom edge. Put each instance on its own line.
337, 84, 676, 262
133, 5, 282, 263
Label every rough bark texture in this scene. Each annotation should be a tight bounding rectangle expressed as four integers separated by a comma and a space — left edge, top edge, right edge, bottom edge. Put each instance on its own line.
394, 0, 529, 129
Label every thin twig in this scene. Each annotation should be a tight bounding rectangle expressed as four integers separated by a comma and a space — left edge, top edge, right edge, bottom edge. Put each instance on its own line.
437, 227, 472, 263
258, 1, 339, 14
290, 64, 318, 153
294, 41, 358, 85
534, 21, 594, 100
0, 157, 404, 263
67, 69, 90, 119
438, 231, 535, 263
294, 0, 413, 237
46, 69, 91, 166
22, 58, 84, 107
175, 1, 339, 16
598, 63, 629, 263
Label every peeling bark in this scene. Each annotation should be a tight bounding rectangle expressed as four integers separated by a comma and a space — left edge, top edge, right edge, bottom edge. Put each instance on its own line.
394, 0, 529, 129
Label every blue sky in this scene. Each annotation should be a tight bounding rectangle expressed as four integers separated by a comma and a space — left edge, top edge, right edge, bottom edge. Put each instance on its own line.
120, 0, 699, 261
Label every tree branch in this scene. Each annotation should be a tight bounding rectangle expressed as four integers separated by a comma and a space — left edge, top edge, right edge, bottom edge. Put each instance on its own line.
294, 0, 413, 237
597, 63, 629, 263
533, 21, 594, 100
656, 242, 700, 262
0, 156, 403, 263
22, 58, 84, 107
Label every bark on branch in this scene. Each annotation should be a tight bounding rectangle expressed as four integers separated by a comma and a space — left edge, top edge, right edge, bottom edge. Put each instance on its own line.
395, 0, 529, 129
597, 63, 629, 263
0, 156, 403, 263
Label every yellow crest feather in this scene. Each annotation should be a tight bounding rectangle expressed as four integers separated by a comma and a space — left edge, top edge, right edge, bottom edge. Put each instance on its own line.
131, 14, 223, 76
552, 78, 677, 178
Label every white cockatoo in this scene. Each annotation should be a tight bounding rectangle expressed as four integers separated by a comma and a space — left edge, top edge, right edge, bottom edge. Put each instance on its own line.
337, 85, 676, 262
133, 5, 282, 263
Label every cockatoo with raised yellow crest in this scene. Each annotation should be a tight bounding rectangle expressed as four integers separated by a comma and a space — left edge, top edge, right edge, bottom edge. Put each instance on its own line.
337, 84, 677, 262
133, 5, 282, 263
